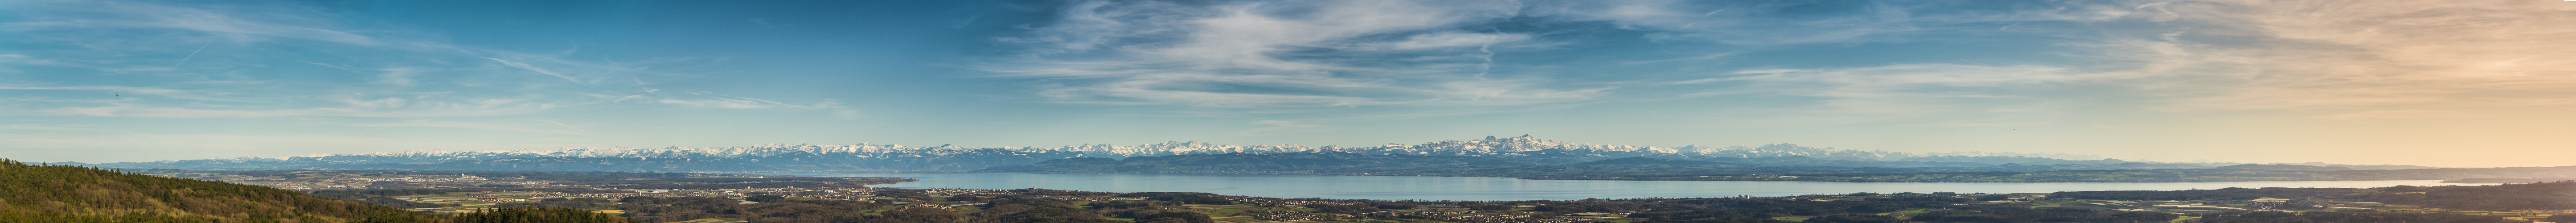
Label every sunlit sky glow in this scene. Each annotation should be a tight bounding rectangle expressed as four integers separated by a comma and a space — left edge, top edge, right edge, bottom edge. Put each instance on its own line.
4, 0, 2571, 167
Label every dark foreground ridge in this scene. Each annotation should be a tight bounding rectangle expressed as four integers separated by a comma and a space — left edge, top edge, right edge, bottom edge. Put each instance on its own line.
0, 159, 627, 223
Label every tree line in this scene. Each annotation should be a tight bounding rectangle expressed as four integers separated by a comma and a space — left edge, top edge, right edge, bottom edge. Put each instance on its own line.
0, 159, 625, 223
2053, 182, 2576, 211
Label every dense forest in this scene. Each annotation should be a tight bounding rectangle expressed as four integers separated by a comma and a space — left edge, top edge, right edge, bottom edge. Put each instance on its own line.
2051, 182, 2576, 211
0, 159, 442, 223
0, 159, 625, 223
2196, 211, 2542, 223
453, 207, 634, 223
478, 189, 1173, 223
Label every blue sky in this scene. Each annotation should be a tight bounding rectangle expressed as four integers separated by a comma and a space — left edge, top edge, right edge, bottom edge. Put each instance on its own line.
4, 0, 2571, 167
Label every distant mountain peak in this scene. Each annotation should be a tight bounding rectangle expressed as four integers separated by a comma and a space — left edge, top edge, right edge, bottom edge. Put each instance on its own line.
102, 135, 2131, 171
154, 135, 2090, 163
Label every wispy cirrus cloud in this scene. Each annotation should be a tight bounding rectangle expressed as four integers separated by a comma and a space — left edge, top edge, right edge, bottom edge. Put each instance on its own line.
2091, 0, 2576, 115
1526, 0, 1940, 45
0, 132, 570, 162
1236, 120, 1321, 135
1658, 0, 2576, 122
0, 0, 864, 120
349, 119, 589, 135
484, 57, 589, 86
0, 85, 203, 96
988, 0, 1608, 109
654, 91, 861, 119
1670, 64, 2083, 125
1, 0, 375, 45
37, 96, 557, 118
0, 54, 60, 66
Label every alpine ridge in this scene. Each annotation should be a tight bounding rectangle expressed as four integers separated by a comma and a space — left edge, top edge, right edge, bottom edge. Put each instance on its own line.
97, 135, 2133, 172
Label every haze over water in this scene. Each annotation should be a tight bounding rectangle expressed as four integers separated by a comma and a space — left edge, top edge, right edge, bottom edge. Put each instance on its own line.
775, 173, 2497, 201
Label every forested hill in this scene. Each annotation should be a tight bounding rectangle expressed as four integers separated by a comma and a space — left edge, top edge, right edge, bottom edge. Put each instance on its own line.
0, 159, 443, 223
2051, 181, 2576, 211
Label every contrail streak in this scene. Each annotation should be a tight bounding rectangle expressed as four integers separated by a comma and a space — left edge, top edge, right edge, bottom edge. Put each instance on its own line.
171, 41, 214, 70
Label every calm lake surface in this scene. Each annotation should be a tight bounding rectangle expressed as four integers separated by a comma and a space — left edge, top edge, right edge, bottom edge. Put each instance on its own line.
767, 173, 2494, 201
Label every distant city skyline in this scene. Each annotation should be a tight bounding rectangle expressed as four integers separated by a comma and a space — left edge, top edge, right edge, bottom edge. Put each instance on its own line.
4, 0, 2570, 167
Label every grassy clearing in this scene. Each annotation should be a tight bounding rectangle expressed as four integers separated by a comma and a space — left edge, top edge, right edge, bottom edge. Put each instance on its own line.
1181, 204, 1252, 217
858, 204, 913, 216
669, 218, 744, 223
1876, 209, 1929, 215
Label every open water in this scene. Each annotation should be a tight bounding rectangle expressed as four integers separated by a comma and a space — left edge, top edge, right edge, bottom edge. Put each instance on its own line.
765, 173, 2494, 201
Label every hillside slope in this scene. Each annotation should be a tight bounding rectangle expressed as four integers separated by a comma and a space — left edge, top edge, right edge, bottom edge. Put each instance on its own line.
0, 159, 441, 223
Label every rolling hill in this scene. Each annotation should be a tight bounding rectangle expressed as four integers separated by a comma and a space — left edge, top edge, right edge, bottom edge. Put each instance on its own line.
0, 159, 441, 223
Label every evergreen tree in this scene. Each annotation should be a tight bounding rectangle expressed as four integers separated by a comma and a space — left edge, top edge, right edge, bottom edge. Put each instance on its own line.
0, 158, 448, 223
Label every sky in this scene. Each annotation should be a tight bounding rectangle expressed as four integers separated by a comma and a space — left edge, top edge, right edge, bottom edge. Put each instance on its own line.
2, 0, 2570, 167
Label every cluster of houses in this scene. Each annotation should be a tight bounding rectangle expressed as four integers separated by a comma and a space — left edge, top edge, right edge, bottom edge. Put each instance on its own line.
1397, 211, 1595, 223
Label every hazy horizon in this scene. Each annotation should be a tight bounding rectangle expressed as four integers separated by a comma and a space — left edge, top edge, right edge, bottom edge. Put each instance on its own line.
5, 0, 2571, 167
6, 134, 2500, 168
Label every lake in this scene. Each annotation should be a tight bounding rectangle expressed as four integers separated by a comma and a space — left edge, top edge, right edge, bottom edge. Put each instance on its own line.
763, 173, 2496, 201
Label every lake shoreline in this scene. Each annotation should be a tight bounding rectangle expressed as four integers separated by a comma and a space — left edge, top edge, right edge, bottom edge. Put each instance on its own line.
753, 172, 2499, 201
847, 171, 2471, 183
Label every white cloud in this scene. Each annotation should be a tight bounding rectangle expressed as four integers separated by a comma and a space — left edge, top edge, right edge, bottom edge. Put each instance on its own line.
0, 133, 568, 163
1527, 0, 1928, 45
371, 67, 421, 86
1376, 32, 1531, 50
484, 57, 589, 86
0, 0, 873, 121
2321, 110, 2471, 120
990, 0, 1606, 108
656, 98, 775, 109
1660, 0, 2576, 123
1237, 120, 1322, 135
37, 96, 556, 118
349, 119, 588, 135
0, 54, 60, 65
654, 93, 861, 119
1686, 64, 2081, 118
1, 0, 375, 45
0, 85, 197, 95
0, 85, 239, 101
2065, 0, 2576, 112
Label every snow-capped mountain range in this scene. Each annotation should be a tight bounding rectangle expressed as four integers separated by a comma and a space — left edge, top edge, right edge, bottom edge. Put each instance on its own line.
96, 135, 2116, 171
220, 135, 2105, 162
